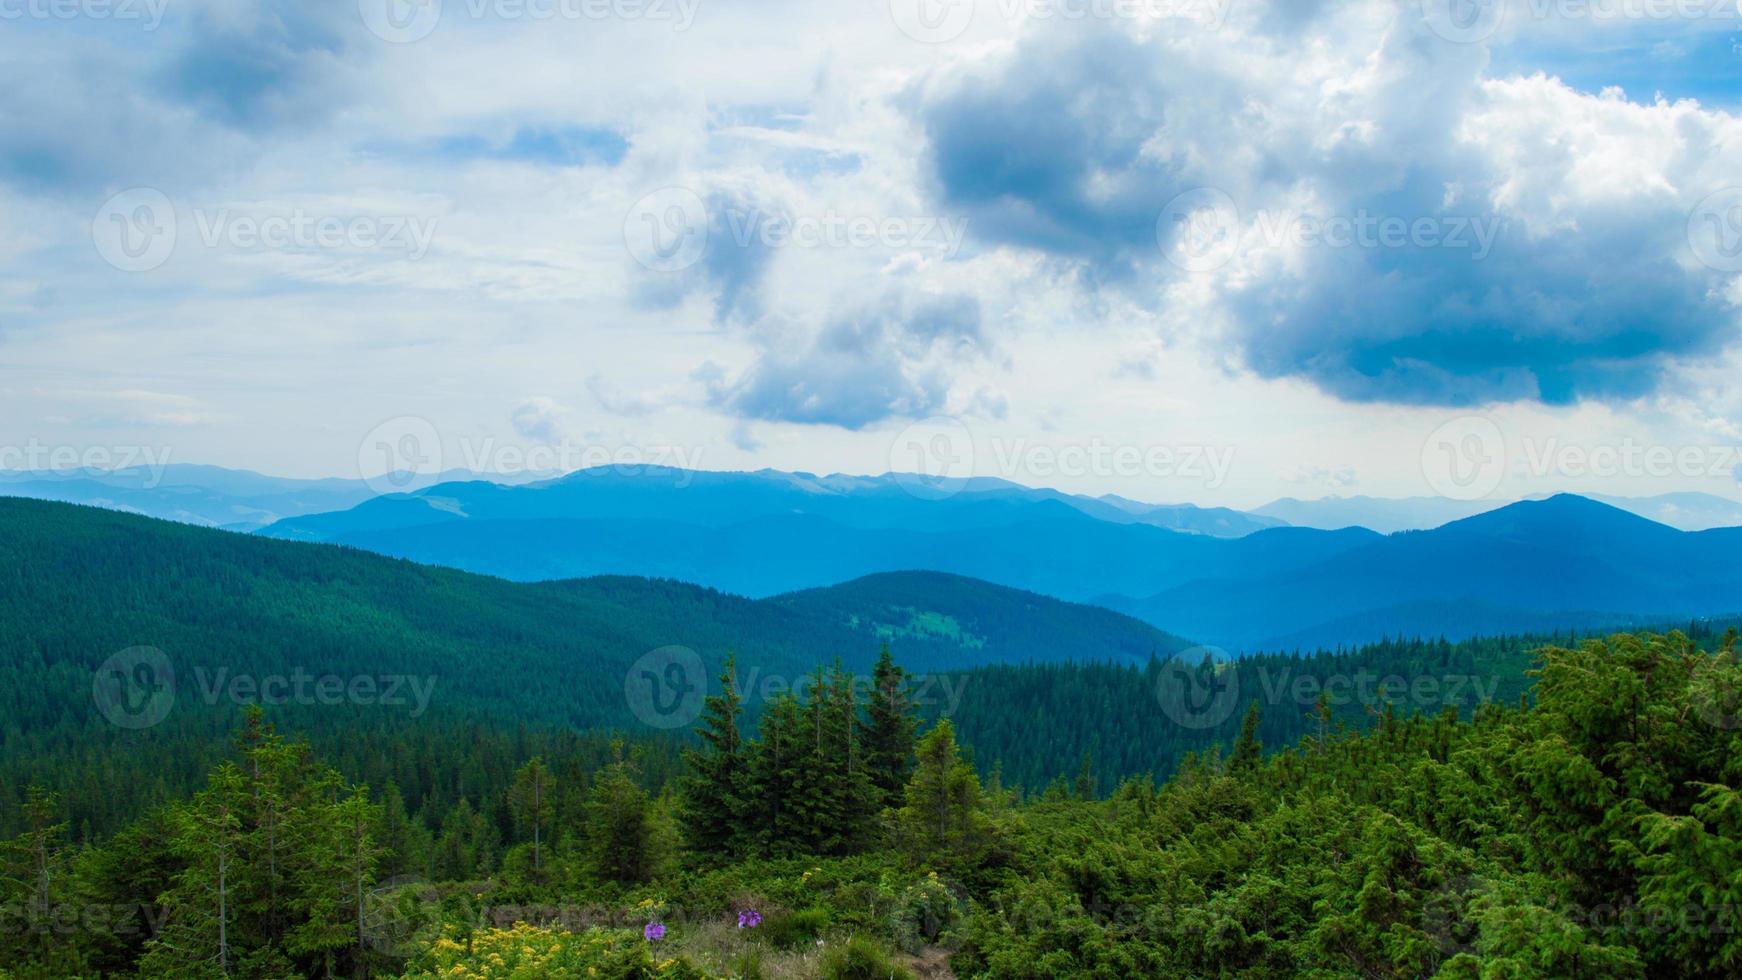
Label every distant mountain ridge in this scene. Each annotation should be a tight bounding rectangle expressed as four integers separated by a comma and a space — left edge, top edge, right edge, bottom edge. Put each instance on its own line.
249, 468, 1742, 651
1255, 490, 1742, 533
0, 464, 545, 531
256, 465, 1378, 602
263, 465, 1283, 539
1111, 494, 1742, 650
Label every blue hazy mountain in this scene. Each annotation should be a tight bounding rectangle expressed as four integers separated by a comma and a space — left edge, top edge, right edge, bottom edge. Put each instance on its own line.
257, 467, 1366, 600
261, 466, 1284, 540
0, 464, 542, 531
1254, 490, 1742, 533
1585, 491, 1742, 532
1251, 495, 1502, 533
1111, 495, 1742, 650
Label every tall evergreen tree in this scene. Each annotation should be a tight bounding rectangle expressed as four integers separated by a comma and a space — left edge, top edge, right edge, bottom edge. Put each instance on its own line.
287, 785, 384, 979
1074, 751, 1097, 801
1230, 701, 1263, 771
745, 693, 808, 856
144, 763, 249, 978
897, 720, 993, 868
678, 655, 748, 859
0, 785, 67, 967
506, 757, 554, 873
585, 745, 652, 885
860, 646, 918, 809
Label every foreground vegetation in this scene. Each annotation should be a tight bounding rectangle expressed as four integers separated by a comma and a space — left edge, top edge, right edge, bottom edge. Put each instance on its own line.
2, 631, 1740, 977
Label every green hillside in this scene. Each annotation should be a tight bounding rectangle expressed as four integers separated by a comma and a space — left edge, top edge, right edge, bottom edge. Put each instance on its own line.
0, 499, 1185, 834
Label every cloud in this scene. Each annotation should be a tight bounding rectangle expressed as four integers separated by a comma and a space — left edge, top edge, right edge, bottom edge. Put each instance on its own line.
158, 2, 357, 130
65, 389, 216, 428
706, 289, 984, 429
510, 397, 570, 443
434, 126, 630, 168
906, 8, 1742, 407
0, 46, 243, 193
631, 183, 779, 325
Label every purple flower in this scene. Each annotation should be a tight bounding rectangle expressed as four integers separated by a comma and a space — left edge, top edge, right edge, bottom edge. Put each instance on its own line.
737, 909, 762, 929
645, 921, 666, 942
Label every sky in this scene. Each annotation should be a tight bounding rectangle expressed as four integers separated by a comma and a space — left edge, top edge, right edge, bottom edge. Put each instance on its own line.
3, 0, 1742, 509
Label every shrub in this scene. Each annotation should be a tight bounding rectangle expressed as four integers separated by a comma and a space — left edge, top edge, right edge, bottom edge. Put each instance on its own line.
760, 906, 833, 949
889, 873, 964, 952
817, 935, 915, 980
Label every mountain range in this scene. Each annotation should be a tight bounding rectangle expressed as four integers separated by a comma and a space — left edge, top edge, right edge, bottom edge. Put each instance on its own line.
7, 464, 1741, 653
0, 464, 547, 531
252, 469, 1742, 651
1106, 494, 1742, 649
1253, 490, 1742, 533
256, 466, 1375, 604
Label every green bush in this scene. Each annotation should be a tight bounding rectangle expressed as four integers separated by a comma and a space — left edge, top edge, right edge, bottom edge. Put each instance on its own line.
760, 906, 833, 949
817, 935, 915, 980
889, 873, 964, 952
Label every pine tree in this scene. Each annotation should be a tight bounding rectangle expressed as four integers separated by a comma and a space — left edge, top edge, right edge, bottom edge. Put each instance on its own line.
746, 693, 808, 856
585, 744, 652, 885
1230, 701, 1263, 771
434, 800, 479, 882
507, 757, 554, 874
1074, 751, 1096, 801
815, 663, 877, 854
286, 785, 384, 979
144, 763, 249, 978
860, 646, 918, 809
898, 720, 992, 868
0, 785, 67, 965
679, 655, 748, 859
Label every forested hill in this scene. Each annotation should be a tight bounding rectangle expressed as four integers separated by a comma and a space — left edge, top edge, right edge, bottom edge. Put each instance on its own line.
0, 499, 1186, 831
0, 498, 1186, 716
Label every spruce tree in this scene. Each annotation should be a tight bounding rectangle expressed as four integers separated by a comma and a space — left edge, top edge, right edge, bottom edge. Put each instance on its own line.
746, 693, 808, 856
1230, 701, 1263, 771
585, 745, 652, 885
507, 757, 554, 874
1074, 751, 1096, 801
679, 655, 748, 860
0, 785, 66, 965
898, 720, 992, 868
286, 785, 383, 978
860, 646, 918, 809
144, 763, 249, 978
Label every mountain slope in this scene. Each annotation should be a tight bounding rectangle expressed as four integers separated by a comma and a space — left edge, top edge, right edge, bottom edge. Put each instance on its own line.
1254, 490, 1742, 533
288, 511, 1377, 601
0, 464, 539, 531
0, 499, 1188, 739
262, 465, 1282, 541
1119, 495, 1742, 649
